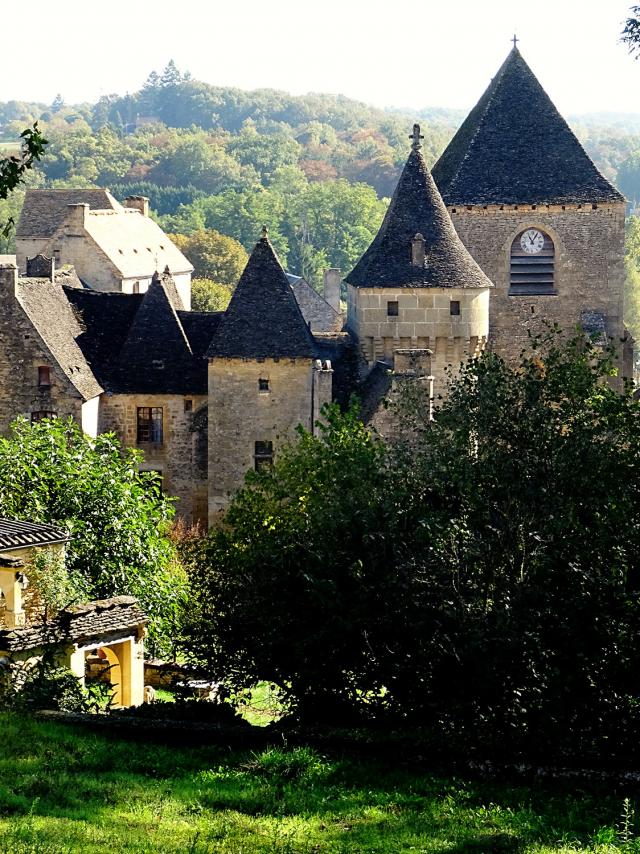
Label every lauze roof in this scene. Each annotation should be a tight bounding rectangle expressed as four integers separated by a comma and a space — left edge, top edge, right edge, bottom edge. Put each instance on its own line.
0, 518, 69, 552
432, 47, 624, 206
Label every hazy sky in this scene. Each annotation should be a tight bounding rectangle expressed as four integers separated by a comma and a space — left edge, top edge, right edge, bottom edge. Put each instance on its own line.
3, 0, 637, 115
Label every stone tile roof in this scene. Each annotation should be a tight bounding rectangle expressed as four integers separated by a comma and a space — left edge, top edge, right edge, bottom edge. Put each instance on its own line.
82, 207, 193, 279
207, 234, 316, 359
0, 596, 146, 652
67, 277, 215, 395
345, 133, 494, 289
432, 48, 624, 206
0, 518, 69, 552
286, 273, 342, 333
16, 278, 104, 401
16, 189, 118, 238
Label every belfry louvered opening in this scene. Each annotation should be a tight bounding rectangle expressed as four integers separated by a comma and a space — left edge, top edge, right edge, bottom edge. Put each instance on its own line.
509, 229, 555, 295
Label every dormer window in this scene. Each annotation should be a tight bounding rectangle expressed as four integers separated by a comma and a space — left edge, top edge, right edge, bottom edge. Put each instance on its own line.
37, 366, 51, 388
509, 228, 555, 295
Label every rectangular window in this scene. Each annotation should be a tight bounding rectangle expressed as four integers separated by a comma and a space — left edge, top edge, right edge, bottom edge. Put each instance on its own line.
31, 410, 56, 423
184, 399, 193, 412
137, 407, 163, 444
38, 366, 51, 387
387, 301, 399, 317
254, 440, 273, 471
258, 378, 270, 392
450, 300, 461, 316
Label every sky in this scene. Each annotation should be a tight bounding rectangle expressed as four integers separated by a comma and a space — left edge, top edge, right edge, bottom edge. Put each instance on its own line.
2, 0, 637, 116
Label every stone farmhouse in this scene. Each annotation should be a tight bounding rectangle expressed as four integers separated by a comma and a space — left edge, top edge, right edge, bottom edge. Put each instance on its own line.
0, 46, 630, 523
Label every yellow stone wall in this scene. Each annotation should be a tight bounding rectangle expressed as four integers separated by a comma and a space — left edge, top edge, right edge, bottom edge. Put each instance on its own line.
98, 393, 208, 525
208, 357, 331, 518
448, 202, 627, 370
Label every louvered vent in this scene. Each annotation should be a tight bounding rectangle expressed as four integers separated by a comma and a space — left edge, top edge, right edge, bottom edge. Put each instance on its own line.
509, 229, 555, 295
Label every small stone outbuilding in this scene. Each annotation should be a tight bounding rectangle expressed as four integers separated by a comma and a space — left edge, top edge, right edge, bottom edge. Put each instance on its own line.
0, 519, 146, 707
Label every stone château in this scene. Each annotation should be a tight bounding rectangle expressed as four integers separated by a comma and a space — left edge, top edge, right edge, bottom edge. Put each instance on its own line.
0, 46, 629, 522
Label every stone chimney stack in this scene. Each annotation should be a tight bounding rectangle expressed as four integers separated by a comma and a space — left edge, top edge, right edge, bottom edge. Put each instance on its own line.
0, 260, 18, 298
125, 196, 150, 217
26, 254, 55, 281
66, 203, 89, 233
323, 268, 341, 313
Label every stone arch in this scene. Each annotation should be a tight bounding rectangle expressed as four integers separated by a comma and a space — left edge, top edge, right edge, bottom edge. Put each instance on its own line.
100, 646, 123, 707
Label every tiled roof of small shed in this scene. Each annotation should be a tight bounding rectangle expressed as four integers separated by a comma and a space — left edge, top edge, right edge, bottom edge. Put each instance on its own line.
0, 596, 146, 652
345, 132, 493, 289
0, 519, 69, 552
431, 48, 624, 206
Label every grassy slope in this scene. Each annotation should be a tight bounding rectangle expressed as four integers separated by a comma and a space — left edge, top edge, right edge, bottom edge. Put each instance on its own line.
0, 711, 637, 854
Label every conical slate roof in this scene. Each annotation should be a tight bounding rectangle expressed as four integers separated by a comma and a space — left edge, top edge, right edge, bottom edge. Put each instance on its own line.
345, 128, 493, 289
207, 233, 316, 359
432, 47, 624, 206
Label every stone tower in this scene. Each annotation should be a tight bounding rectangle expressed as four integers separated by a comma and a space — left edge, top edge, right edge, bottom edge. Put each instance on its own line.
206, 230, 332, 519
432, 46, 629, 373
345, 125, 493, 400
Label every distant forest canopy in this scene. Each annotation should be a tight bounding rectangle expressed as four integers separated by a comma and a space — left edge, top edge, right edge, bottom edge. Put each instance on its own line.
1, 60, 640, 288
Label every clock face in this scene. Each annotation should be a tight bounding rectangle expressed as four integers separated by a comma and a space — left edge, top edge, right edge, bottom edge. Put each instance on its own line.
520, 229, 545, 254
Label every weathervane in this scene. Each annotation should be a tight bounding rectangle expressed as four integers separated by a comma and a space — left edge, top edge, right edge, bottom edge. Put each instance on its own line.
410, 123, 424, 151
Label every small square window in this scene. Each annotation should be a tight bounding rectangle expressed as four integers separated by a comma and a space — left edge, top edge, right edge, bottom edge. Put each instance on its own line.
184, 399, 193, 412
254, 440, 273, 471
450, 301, 461, 316
38, 366, 51, 387
387, 301, 399, 317
258, 378, 270, 392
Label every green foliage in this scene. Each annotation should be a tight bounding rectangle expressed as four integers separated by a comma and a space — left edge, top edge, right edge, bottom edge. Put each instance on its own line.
0, 123, 47, 237
27, 552, 88, 622
0, 417, 184, 656
625, 216, 640, 340
622, 6, 640, 57
170, 228, 248, 284
186, 335, 640, 761
190, 278, 232, 312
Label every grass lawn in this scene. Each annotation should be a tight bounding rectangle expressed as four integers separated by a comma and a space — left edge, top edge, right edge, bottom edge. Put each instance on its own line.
0, 711, 638, 853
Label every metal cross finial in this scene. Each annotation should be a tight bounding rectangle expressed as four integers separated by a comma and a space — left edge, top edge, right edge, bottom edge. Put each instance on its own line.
512, 33, 519, 49
261, 224, 269, 239
410, 123, 424, 151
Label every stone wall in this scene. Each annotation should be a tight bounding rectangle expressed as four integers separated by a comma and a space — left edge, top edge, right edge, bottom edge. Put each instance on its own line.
449, 202, 627, 371
0, 264, 85, 434
346, 284, 489, 398
208, 357, 332, 519
98, 393, 208, 525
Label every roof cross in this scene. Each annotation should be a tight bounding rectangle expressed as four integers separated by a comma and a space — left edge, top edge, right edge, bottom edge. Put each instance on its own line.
410, 123, 424, 151
512, 33, 519, 48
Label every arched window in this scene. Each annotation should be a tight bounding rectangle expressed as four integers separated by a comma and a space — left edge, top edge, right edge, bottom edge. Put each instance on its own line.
509, 228, 555, 295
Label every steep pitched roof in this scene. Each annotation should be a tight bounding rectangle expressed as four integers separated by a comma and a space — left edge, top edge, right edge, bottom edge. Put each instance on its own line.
432, 48, 624, 206
16, 278, 103, 401
82, 208, 193, 278
207, 234, 316, 359
345, 131, 493, 289
16, 189, 118, 238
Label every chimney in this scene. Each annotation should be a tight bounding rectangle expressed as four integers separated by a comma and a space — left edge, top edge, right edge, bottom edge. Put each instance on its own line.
0, 260, 18, 298
411, 233, 426, 267
323, 268, 342, 313
66, 203, 89, 233
26, 254, 55, 282
125, 196, 150, 217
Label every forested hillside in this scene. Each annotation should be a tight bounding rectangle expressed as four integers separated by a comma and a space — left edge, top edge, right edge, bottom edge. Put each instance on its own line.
2, 61, 640, 289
